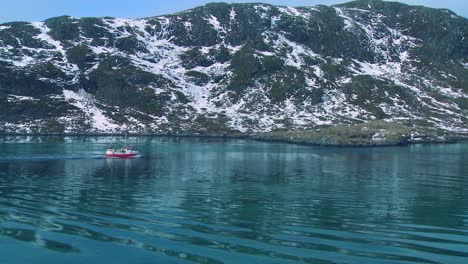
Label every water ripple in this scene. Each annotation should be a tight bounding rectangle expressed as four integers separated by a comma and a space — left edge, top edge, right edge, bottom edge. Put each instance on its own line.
0, 137, 467, 263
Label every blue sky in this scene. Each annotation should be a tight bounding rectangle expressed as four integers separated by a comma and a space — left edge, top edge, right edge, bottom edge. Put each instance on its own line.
0, 0, 466, 23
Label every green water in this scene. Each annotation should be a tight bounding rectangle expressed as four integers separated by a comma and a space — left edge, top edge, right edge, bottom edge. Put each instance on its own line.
0, 137, 467, 264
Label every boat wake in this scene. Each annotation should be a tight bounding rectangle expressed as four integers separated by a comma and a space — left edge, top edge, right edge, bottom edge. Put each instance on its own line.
0, 155, 106, 162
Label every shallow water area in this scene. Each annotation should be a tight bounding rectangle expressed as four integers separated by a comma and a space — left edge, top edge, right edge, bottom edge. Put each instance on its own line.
0, 136, 467, 263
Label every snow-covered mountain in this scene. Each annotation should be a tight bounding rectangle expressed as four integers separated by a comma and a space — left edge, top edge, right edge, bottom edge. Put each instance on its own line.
0, 0, 466, 134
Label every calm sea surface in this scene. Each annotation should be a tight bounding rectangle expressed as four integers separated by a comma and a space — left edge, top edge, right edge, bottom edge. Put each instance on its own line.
0, 136, 467, 264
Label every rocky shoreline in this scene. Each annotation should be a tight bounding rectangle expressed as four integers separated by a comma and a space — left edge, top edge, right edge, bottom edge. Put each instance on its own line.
252, 132, 466, 147
1, 121, 467, 147
251, 121, 468, 147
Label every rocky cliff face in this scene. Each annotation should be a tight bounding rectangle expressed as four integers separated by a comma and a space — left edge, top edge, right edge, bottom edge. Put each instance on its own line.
0, 0, 466, 135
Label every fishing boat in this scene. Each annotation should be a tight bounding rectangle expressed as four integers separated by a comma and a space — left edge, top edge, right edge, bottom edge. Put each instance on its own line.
105, 143, 139, 158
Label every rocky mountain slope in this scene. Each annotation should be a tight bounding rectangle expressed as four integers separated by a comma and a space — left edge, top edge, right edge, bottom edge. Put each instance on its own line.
0, 0, 467, 136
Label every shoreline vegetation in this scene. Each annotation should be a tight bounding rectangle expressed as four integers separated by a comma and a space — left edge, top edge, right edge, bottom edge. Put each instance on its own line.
0, 121, 467, 147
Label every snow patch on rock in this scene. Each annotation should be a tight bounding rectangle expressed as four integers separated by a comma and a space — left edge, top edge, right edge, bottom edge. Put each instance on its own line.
63, 89, 119, 132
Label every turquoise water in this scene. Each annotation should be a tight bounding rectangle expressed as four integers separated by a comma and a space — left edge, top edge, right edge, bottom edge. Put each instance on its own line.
0, 136, 467, 264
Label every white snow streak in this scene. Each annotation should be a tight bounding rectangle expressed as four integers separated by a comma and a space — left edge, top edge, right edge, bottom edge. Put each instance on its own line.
63, 89, 119, 132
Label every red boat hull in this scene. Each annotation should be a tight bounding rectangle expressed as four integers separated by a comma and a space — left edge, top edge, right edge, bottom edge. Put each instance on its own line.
105, 153, 138, 158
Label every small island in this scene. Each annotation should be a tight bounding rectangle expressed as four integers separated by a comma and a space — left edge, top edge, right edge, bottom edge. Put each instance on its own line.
252, 120, 468, 147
